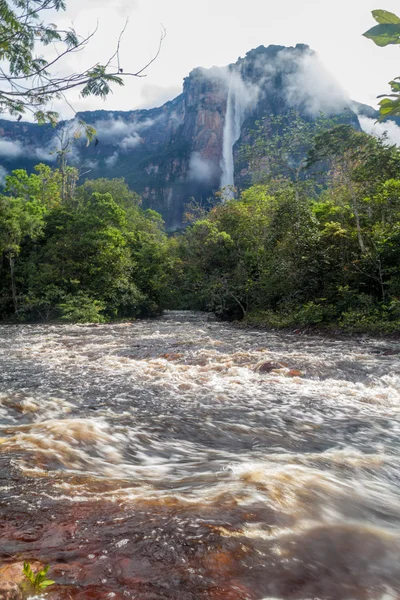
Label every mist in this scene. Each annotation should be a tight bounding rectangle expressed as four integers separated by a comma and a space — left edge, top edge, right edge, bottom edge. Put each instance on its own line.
358, 115, 400, 146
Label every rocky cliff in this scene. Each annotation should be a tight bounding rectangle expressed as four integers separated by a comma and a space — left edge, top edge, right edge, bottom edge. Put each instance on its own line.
0, 44, 361, 228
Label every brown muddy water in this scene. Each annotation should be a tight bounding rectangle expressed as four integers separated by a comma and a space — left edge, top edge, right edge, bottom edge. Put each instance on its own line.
0, 311, 400, 600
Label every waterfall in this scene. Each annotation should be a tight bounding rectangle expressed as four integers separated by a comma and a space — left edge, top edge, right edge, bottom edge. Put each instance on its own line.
220, 76, 246, 197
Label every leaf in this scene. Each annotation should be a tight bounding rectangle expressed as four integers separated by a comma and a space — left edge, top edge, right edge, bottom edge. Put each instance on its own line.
388, 79, 400, 93
363, 23, 400, 46
39, 580, 55, 588
378, 96, 400, 120
23, 561, 35, 585
372, 9, 400, 24
64, 30, 78, 48
22, 562, 55, 591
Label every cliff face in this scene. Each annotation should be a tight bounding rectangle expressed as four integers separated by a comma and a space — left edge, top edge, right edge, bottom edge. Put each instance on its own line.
0, 44, 359, 228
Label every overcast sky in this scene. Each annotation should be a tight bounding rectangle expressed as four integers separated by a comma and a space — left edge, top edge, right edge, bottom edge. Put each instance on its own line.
48, 0, 400, 117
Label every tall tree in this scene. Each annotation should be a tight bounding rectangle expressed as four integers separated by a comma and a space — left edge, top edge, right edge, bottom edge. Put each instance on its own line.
307, 125, 377, 253
0, 193, 45, 312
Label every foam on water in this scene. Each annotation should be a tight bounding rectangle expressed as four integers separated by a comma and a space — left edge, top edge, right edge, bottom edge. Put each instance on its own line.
1, 312, 400, 598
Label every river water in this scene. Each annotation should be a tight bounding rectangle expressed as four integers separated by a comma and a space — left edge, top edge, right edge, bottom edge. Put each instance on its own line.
0, 312, 400, 600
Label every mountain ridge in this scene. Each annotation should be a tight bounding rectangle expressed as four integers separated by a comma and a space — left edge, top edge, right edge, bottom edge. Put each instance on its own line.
0, 44, 377, 227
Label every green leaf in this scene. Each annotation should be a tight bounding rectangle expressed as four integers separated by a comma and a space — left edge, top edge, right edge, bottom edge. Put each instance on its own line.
363, 23, 400, 46
388, 79, 400, 93
22, 562, 55, 591
23, 561, 35, 585
64, 30, 78, 48
378, 96, 400, 120
39, 579, 55, 588
372, 9, 400, 24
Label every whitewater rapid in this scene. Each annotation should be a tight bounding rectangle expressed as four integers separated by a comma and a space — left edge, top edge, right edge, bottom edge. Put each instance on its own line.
0, 311, 399, 599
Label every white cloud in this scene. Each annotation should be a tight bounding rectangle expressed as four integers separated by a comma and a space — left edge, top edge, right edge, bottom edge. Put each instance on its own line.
33, 147, 57, 162
138, 84, 182, 109
283, 50, 350, 116
0, 166, 8, 185
93, 116, 158, 151
105, 152, 119, 167
119, 132, 141, 149
358, 115, 400, 146
255, 47, 350, 117
188, 152, 217, 183
0, 139, 23, 158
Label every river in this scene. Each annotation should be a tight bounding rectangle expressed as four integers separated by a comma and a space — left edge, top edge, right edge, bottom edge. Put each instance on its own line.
0, 311, 399, 600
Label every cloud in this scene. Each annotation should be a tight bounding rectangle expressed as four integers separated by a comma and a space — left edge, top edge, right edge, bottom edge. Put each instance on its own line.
137, 84, 182, 109
59, 0, 135, 19
33, 147, 57, 162
119, 132, 141, 149
0, 166, 8, 185
93, 116, 157, 151
84, 159, 99, 169
198, 46, 349, 122
358, 115, 400, 146
272, 48, 350, 117
105, 152, 119, 167
0, 132, 64, 165
0, 139, 23, 158
188, 152, 217, 183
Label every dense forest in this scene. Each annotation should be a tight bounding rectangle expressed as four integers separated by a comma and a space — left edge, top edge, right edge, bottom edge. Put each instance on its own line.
1, 114, 400, 333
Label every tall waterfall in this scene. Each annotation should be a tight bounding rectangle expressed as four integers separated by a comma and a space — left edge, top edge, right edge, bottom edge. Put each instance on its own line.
220, 76, 246, 196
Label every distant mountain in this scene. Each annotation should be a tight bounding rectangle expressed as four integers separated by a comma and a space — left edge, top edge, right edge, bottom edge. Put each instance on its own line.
0, 44, 364, 228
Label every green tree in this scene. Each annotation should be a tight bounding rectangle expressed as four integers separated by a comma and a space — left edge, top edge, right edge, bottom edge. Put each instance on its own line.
5, 164, 64, 208
308, 125, 376, 253
242, 111, 340, 204
0, 169, 170, 322
0, 192, 45, 312
75, 178, 141, 211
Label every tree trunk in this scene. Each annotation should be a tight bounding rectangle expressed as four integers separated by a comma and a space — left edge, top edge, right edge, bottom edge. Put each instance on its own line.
346, 172, 365, 254
60, 153, 66, 203
9, 254, 18, 313
352, 197, 365, 254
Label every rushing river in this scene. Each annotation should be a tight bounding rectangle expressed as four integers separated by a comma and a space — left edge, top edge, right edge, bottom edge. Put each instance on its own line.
0, 312, 400, 600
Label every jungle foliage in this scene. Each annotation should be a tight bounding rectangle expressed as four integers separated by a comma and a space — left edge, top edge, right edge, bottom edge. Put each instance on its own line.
168, 115, 400, 334
0, 171, 171, 322
1, 114, 400, 333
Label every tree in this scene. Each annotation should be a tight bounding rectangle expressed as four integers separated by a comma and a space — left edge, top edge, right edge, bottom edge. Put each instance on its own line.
364, 10, 400, 119
242, 111, 342, 206
0, 0, 165, 123
0, 193, 45, 312
0, 167, 170, 321
74, 177, 141, 211
5, 164, 63, 208
308, 125, 376, 253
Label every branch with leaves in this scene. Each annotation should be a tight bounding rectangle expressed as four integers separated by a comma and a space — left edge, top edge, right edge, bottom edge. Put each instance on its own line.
364, 10, 400, 119
0, 0, 165, 123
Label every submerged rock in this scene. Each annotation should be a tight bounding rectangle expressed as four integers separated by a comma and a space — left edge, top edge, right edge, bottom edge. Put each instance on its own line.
255, 360, 284, 373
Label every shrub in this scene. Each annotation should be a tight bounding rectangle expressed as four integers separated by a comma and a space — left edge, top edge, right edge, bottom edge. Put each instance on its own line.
58, 293, 106, 323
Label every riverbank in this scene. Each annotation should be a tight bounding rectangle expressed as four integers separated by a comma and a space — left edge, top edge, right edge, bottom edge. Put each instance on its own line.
2, 305, 400, 339
239, 307, 400, 338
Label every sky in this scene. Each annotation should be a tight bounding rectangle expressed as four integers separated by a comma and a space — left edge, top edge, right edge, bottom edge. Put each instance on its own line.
28, 0, 400, 117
